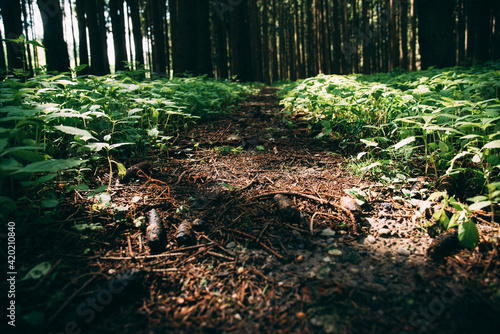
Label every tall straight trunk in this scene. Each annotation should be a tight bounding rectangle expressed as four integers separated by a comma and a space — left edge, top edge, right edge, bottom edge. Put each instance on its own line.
196, 0, 211, 76
417, 0, 456, 69
323, 0, 332, 74
342, 0, 349, 74
400, 0, 409, 70
110, 0, 128, 71
37, 0, 70, 73
0, 28, 6, 78
271, 0, 278, 81
212, 5, 228, 79
0, 0, 24, 72
389, 0, 396, 71
494, 0, 500, 59
287, 2, 296, 81
410, 0, 417, 70
75, 0, 89, 74
361, 0, 371, 74
127, 0, 145, 67
262, 0, 270, 83
352, 0, 359, 73
21, 0, 33, 76
456, 0, 466, 64
471, 0, 492, 62
68, 0, 79, 69
150, 0, 167, 75
86, 0, 110, 75
305, 0, 315, 76
332, 0, 341, 74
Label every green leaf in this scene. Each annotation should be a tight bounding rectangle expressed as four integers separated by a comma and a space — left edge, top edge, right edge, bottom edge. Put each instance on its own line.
458, 219, 479, 248
468, 201, 492, 211
432, 207, 450, 229
53, 125, 96, 141
22, 311, 45, 327
393, 136, 415, 150
19, 262, 51, 281
26, 40, 45, 48
12, 159, 87, 174
483, 140, 500, 149
0, 196, 16, 218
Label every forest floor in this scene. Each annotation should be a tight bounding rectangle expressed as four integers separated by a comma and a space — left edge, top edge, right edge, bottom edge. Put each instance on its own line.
16, 87, 500, 334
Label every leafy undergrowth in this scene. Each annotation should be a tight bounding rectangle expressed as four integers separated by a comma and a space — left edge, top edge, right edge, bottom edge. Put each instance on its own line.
4, 86, 500, 334
0, 73, 254, 219
280, 62, 500, 243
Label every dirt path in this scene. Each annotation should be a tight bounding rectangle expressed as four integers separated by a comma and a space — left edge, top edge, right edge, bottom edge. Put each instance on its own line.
19, 88, 500, 334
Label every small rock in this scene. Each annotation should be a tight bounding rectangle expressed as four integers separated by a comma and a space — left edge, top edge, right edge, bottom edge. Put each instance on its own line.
323, 256, 331, 262
366, 235, 377, 244
340, 196, 362, 212
321, 228, 336, 237
349, 267, 360, 274
398, 247, 411, 256
379, 228, 391, 236
328, 249, 342, 256
226, 241, 237, 249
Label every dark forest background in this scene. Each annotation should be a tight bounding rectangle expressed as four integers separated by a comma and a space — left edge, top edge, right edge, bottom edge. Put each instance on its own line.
0, 0, 499, 83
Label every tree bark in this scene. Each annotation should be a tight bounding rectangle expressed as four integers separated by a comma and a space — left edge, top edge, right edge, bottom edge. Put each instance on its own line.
127, 0, 145, 68
0, 0, 24, 72
109, 0, 128, 72
417, 0, 456, 69
75, 0, 89, 74
37, 0, 70, 73
86, 0, 110, 75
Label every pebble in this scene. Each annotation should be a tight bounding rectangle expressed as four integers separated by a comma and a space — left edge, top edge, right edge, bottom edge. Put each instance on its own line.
226, 241, 237, 249
379, 228, 391, 236
340, 196, 362, 212
328, 249, 343, 256
398, 247, 411, 256
366, 235, 377, 244
321, 228, 336, 237
349, 267, 360, 274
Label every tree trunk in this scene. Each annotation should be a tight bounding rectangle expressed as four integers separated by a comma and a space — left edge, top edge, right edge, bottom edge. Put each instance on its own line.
37, 0, 70, 73
196, 0, 212, 76
410, 0, 417, 70
0, 0, 24, 72
109, 0, 128, 72
0, 28, 6, 78
417, 0, 456, 69
361, 0, 371, 74
127, 0, 145, 68
86, 0, 110, 75
75, 0, 89, 74
150, 0, 167, 76
400, 0, 409, 70
21, 0, 34, 76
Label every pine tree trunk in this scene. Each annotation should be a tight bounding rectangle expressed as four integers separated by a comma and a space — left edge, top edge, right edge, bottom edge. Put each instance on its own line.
127, 0, 145, 68
0, 0, 25, 72
37, 0, 70, 73
86, 0, 110, 75
75, 0, 89, 74
417, 0, 456, 69
109, 0, 128, 72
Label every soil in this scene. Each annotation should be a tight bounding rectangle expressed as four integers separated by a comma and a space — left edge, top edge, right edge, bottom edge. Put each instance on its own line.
11, 87, 500, 334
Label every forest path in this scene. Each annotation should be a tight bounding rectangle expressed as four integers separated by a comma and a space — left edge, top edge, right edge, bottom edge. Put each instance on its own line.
26, 87, 500, 334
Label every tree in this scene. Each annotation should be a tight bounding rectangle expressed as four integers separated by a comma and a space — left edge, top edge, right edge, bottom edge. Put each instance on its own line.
109, 0, 128, 71
417, 0, 456, 69
86, 0, 110, 75
127, 0, 145, 68
37, 0, 70, 73
0, 0, 24, 72
75, 0, 89, 74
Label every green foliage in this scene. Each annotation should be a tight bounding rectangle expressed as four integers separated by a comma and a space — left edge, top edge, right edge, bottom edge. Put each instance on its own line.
0, 73, 252, 219
281, 62, 500, 221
